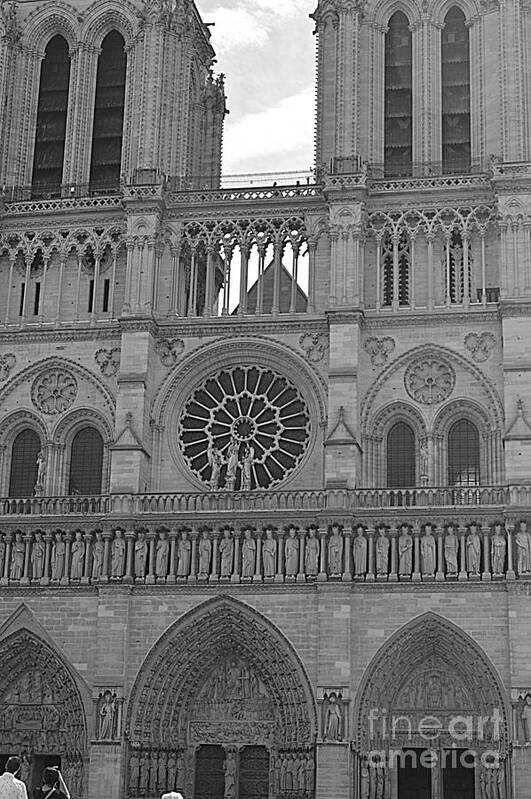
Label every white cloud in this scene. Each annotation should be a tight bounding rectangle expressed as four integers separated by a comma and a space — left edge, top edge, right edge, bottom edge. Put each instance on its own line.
207, 7, 271, 52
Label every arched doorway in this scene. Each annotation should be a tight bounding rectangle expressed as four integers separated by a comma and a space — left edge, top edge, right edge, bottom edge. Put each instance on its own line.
0, 629, 88, 797
352, 613, 511, 799
126, 597, 317, 799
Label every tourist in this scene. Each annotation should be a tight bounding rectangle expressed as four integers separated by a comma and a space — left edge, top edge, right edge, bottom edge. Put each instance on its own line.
0, 756, 28, 799
161, 794, 184, 799
33, 767, 70, 799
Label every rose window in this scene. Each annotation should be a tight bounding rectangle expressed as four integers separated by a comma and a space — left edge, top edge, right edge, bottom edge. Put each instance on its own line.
31, 369, 78, 415
404, 358, 455, 405
179, 366, 311, 490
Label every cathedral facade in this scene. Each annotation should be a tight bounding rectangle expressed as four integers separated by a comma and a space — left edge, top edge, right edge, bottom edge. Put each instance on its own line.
0, 0, 531, 797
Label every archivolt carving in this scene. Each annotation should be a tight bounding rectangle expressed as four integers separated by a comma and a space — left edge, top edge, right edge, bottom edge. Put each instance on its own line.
126, 596, 317, 749
22, 3, 79, 51
368, 400, 427, 440
82, 0, 140, 47
52, 407, 114, 447
0, 409, 48, 447
431, 398, 494, 438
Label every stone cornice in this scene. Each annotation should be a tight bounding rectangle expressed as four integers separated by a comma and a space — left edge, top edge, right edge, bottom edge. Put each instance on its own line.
499, 300, 531, 317
0, 326, 122, 344
326, 309, 365, 325
363, 308, 500, 329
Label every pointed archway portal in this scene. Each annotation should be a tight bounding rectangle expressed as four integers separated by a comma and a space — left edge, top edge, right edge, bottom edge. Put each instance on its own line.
0, 629, 88, 798
125, 597, 317, 799
353, 613, 511, 799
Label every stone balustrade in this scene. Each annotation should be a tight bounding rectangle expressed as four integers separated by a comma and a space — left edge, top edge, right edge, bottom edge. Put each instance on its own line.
1, 520, 530, 587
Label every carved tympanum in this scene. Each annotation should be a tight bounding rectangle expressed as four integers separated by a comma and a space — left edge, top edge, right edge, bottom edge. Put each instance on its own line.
31, 369, 78, 415
404, 358, 455, 405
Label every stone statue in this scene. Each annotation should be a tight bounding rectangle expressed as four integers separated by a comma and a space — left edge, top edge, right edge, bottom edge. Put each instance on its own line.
467, 524, 481, 574
134, 531, 148, 578
225, 437, 239, 491
10, 531, 25, 579
35, 448, 47, 488
353, 526, 367, 576
444, 525, 459, 574
491, 524, 506, 574
111, 530, 126, 577
305, 528, 319, 576
376, 528, 389, 575
51, 531, 65, 580
177, 530, 191, 577
241, 444, 254, 491
70, 530, 85, 579
521, 694, 531, 742
421, 525, 436, 575
156, 530, 169, 577
420, 442, 429, 476
198, 530, 212, 576
31, 531, 45, 579
262, 528, 277, 577
398, 525, 413, 575
360, 758, 370, 799
328, 525, 343, 575
241, 528, 256, 577
220, 528, 234, 577
324, 693, 342, 741
285, 527, 299, 576
92, 531, 104, 579
99, 690, 116, 740
516, 521, 531, 574
224, 751, 236, 799
0, 533, 5, 578
207, 443, 223, 490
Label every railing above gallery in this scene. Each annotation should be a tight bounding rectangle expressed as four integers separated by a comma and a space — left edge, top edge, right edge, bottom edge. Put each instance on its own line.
0, 519, 529, 586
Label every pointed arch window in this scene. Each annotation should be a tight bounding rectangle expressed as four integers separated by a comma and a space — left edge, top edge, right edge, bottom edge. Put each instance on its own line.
448, 419, 479, 485
384, 12, 412, 177
442, 8, 471, 173
387, 422, 415, 487
32, 35, 71, 198
69, 427, 104, 495
444, 228, 472, 303
89, 30, 127, 193
9, 429, 41, 497
382, 231, 410, 306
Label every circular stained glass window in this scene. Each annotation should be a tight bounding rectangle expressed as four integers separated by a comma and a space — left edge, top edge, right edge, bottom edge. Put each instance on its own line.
179, 366, 311, 490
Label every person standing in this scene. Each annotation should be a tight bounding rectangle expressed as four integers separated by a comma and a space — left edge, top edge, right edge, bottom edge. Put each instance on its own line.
33, 767, 70, 799
0, 756, 29, 799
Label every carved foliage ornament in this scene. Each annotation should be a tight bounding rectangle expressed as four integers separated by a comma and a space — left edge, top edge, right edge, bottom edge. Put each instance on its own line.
31, 369, 78, 415
299, 332, 329, 363
404, 358, 455, 405
155, 338, 185, 367
0, 353, 16, 381
364, 336, 395, 369
464, 332, 496, 363
94, 348, 120, 377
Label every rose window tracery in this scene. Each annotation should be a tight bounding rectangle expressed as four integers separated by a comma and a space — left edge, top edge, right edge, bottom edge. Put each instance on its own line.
31, 369, 78, 415
179, 366, 310, 490
404, 358, 455, 405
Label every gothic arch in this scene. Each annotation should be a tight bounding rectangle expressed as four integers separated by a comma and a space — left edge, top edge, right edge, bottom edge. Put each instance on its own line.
82, 0, 139, 49
0, 410, 48, 496
126, 596, 317, 748
368, 400, 427, 441
23, 3, 79, 53
370, 0, 421, 29
432, 397, 492, 438
52, 408, 113, 494
431, 0, 481, 25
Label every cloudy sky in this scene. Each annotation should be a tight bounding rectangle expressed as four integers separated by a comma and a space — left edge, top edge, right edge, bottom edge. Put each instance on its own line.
197, 0, 316, 176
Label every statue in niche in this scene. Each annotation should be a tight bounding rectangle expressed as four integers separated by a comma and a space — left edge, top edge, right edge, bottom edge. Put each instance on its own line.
491, 524, 506, 574
285, 526, 299, 576
224, 751, 236, 799
31, 531, 45, 579
521, 694, 531, 742
323, 693, 342, 741
139, 751, 149, 794
305, 754, 315, 791
92, 531, 104, 579
263, 528, 277, 577
360, 758, 370, 799
98, 690, 117, 740
220, 528, 233, 577
111, 530, 126, 577
420, 442, 429, 477
398, 525, 413, 575
376, 528, 389, 575
353, 526, 367, 576
516, 521, 531, 574
51, 531, 65, 580
157, 752, 167, 792
129, 751, 140, 793
70, 531, 85, 579
467, 524, 481, 574
134, 530, 148, 578
444, 525, 459, 574
198, 530, 212, 576
241, 444, 254, 491
0, 533, 5, 578
225, 437, 239, 491
207, 442, 223, 490
328, 525, 343, 575
166, 751, 177, 789
156, 530, 169, 577
305, 527, 319, 576
10, 531, 24, 579
35, 448, 47, 489
177, 530, 191, 577
241, 528, 256, 577
421, 525, 436, 575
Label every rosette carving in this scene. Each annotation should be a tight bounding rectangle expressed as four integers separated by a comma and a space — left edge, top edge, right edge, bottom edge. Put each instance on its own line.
404, 358, 455, 405
31, 369, 78, 415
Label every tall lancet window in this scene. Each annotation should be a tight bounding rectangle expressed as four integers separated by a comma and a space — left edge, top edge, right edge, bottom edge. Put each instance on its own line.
89, 30, 127, 192
442, 7, 471, 173
384, 12, 412, 177
32, 35, 71, 198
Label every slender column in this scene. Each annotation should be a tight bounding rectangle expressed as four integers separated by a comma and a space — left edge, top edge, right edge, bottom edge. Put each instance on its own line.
290, 243, 299, 314
101, 531, 112, 583
82, 532, 92, 585
146, 531, 156, 584
318, 527, 328, 581
21, 254, 31, 320
392, 233, 399, 311
21, 532, 32, 585
169, 245, 181, 315
480, 231, 487, 304
524, 223, 531, 291
435, 525, 445, 581
329, 230, 338, 304
39, 256, 50, 322
124, 531, 135, 584
122, 240, 135, 313
458, 525, 468, 581
342, 525, 352, 581
135, 241, 145, 314
412, 525, 421, 582
512, 221, 519, 295
41, 532, 52, 585
167, 529, 178, 584
238, 245, 249, 316
342, 231, 348, 304
74, 253, 83, 320
109, 253, 118, 318
231, 531, 241, 583
209, 532, 219, 582
2, 533, 12, 583
306, 237, 316, 313
500, 221, 509, 297
4, 256, 15, 324
375, 235, 382, 310
221, 248, 232, 316
297, 528, 306, 583
481, 524, 491, 581
462, 232, 470, 308
189, 530, 198, 582
427, 233, 434, 310
366, 528, 375, 582
274, 530, 285, 582
61, 532, 72, 586
91, 254, 101, 324
254, 530, 263, 582
506, 523, 516, 580
389, 527, 398, 582
255, 245, 266, 315
409, 234, 416, 308
204, 245, 215, 317
352, 228, 361, 304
